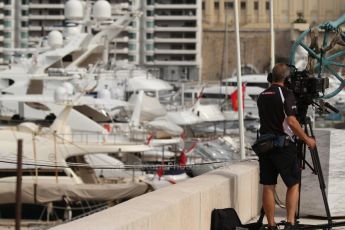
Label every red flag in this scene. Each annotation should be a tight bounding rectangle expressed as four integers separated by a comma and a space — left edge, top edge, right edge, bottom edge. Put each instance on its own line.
179, 150, 187, 166
146, 133, 154, 145
156, 166, 164, 179
179, 142, 197, 166
230, 83, 246, 112
103, 123, 111, 132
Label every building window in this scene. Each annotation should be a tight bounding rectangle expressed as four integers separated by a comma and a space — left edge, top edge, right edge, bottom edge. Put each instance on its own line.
146, 21, 154, 28
21, 32, 28, 38
49, 9, 61, 15
129, 21, 137, 27
4, 32, 11, 38
146, 44, 154, 50
129, 32, 136, 39
129, 44, 136, 51
146, 56, 154, 62
4, 21, 11, 27
215, 2, 219, 9
22, 0, 28, 4
129, 55, 135, 62
147, 10, 154, 17
241, 1, 246, 10
254, 1, 259, 10
4, 0, 11, 4
202, 2, 205, 10
146, 33, 154, 39
147, 0, 154, 5
4, 10, 11, 16
21, 10, 28, 16
266, 1, 270, 10
225, 2, 234, 9
21, 21, 28, 27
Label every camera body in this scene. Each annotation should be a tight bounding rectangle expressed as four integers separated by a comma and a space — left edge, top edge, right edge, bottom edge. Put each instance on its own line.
284, 67, 329, 105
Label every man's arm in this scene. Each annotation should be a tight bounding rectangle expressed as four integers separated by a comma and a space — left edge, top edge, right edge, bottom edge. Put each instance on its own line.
287, 116, 316, 149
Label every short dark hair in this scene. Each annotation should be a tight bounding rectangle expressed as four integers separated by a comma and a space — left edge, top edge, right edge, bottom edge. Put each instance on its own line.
272, 63, 290, 83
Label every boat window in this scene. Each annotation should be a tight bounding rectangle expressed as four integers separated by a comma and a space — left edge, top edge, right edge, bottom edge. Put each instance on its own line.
222, 82, 269, 88
145, 91, 156, 97
0, 169, 67, 178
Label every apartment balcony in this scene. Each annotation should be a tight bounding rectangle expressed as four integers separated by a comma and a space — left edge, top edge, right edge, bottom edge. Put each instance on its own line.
112, 3, 129, 10
28, 26, 64, 32
29, 4, 64, 9
29, 37, 41, 42
113, 37, 129, 43
153, 38, 197, 43
21, 5, 29, 10
20, 27, 29, 32
154, 26, 197, 32
4, 16, 13, 21
111, 48, 129, 54
127, 27, 138, 33
151, 60, 197, 66
3, 5, 12, 10
154, 15, 197, 20
154, 49, 196, 55
28, 26, 43, 31
154, 4, 197, 9
0, 36, 3, 42
28, 15, 65, 20
0, 14, 3, 20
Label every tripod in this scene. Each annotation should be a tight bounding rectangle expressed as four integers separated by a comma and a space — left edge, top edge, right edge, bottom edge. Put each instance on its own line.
296, 116, 333, 229
257, 114, 345, 230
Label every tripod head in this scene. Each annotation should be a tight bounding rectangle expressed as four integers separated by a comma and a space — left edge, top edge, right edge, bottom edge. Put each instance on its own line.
282, 65, 339, 125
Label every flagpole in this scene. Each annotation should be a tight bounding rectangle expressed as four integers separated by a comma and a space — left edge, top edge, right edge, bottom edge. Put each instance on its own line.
270, 0, 275, 70
234, 0, 245, 160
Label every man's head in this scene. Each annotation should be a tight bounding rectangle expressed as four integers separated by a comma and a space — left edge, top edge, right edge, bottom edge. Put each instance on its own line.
272, 63, 290, 83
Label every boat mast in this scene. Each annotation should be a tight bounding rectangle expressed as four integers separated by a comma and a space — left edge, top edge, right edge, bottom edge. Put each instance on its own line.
270, 0, 275, 70
234, 0, 245, 159
220, 10, 229, 107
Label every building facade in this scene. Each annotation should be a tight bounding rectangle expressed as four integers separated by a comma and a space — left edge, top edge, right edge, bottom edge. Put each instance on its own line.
203, 0, 345, 28
112, 0, 202, 81
0, 0, 202, 81
202, 0, 345, 81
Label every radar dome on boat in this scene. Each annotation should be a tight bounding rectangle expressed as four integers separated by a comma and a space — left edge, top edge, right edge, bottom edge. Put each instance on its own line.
62, 82, 75, 95
47, 30, 63, 48
54, 86, 68, 103
65, 0, 84, 20
93, 0, 111, 21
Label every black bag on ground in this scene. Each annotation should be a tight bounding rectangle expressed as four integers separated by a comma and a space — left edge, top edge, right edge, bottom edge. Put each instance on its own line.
251, 134, 276, 155
210, 208, 262, 230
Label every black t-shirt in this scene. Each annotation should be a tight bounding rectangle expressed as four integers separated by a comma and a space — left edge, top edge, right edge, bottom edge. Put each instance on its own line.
257, 84, 297, 136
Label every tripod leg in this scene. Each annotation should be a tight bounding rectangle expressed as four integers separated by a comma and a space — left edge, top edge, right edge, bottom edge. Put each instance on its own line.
309, 147, 332, 227
307, 122, 333, 228
296, 140, 304, 222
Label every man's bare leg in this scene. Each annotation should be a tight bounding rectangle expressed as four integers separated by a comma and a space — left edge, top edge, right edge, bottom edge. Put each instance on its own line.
286, 183, 299, 224
263, 185, 276, 226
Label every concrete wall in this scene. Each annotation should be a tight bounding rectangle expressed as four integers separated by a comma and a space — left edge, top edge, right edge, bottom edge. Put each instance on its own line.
202, 29, 292, 81
52, 161, 261, 230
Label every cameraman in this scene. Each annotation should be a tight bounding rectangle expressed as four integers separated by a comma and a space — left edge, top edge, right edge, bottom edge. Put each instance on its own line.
257, 63, 316, 230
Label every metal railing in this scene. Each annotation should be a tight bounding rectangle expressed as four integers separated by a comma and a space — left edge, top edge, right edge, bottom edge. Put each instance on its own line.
56, 131, 147, 145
